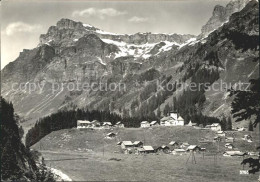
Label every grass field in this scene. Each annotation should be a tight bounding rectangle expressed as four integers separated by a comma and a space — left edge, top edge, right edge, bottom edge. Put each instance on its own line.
32, 126, 260, 181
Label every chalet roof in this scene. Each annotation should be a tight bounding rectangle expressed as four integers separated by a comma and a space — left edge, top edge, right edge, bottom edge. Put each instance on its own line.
169, 141, 178, 145
92, 120, 99, 123
107, 132, 116, 136
77, 120, 91, 124
161, 116, 175, 121
122, 141, 133, 146
141, 121, 149, 124
117, 141, 122, 145
211, 123, 220, 127
103, 122, 112, 126
150, 121, 158, 125
161, 145, 169, 149
181, 142, 189, 146
187, 145, 201, 150
133, 141, 143, 145
116, 121, 122, 125
143, 146, 154, 151
177, 116, 184, 121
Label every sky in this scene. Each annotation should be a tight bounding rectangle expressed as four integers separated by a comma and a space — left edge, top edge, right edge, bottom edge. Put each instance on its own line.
1, 0, 230, 69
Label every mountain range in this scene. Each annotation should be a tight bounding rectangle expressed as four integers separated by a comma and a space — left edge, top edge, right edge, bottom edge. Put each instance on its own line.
1, 0, 259, 131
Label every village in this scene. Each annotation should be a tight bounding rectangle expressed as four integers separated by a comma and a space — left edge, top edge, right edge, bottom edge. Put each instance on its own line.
76, 112, 257, 158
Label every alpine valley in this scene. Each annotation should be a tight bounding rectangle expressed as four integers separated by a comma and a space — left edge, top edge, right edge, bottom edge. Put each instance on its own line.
1, 0, 259, 133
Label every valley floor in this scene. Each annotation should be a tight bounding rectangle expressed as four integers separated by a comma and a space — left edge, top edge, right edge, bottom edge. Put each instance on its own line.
41, 150, 258, 182
32, 127, 259, 181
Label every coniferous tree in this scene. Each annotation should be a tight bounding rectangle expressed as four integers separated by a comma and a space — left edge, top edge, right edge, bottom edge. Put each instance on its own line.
248, 121, 254, 131
221, 118, 227, 131
226, 116, 232, 131
157, 107, 161, 119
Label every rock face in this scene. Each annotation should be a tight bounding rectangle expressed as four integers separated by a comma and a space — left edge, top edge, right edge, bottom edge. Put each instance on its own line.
199, 0, 251, 38
39, 18, 195, 47
1, 0, 258, 130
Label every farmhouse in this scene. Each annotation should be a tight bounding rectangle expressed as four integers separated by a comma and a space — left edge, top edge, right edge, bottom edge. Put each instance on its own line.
176, 116, 185, 126
140, 121, 150, 128
180, 142, 189, 148
121, 141, 134, 149
211, 123, 222, 131
143, 146, 155, 153
133, 141, 143, 147
186, 145, 201, 152
150, 121, 159, 126
115, 121, 124, 128
91, 120, 101, 127
103, 122, 112, 129
77, 120, 92, 129
169, 141, 179, 147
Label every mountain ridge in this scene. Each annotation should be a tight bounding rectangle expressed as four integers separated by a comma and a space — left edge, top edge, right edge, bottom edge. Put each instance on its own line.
1, 0, 259, 132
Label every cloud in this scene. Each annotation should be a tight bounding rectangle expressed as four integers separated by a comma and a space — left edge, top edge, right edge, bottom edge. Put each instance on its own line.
128, 16, 149, 23
4, 22, 42, 36
72, 8, 127, 19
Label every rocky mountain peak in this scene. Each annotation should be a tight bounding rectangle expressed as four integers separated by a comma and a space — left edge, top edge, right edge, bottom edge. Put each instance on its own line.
199, 0, 251, 38
56, 18, 84, 29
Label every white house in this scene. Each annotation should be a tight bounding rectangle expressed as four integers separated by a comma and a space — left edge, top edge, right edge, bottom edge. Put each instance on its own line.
208, 123, 222, 131
140, 121, 150, 128
102, 122, 112, 129
160, 113, 184, 126
176, 116, 185, 126
170, 112, 178, 120
77, 120, 92, 129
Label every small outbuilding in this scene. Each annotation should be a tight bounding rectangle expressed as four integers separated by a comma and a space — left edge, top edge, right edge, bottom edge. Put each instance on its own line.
186, 145, 201, 152
169, 141, 179, 147
103, 122, 112, 129
140, 121, 150, 128
121, 141, 134, 149
143, 146, 155, 153
133, 141, 143, 147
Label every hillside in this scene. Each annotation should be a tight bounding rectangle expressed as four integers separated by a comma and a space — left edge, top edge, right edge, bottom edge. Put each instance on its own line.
32, 126, 259, 154
1, 0, 259, 131
0, 97, 55, 181
32, 126, 259, 182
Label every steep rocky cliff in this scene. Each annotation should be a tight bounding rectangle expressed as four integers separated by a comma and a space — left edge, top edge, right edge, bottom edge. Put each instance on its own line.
199, 0, 251, 38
